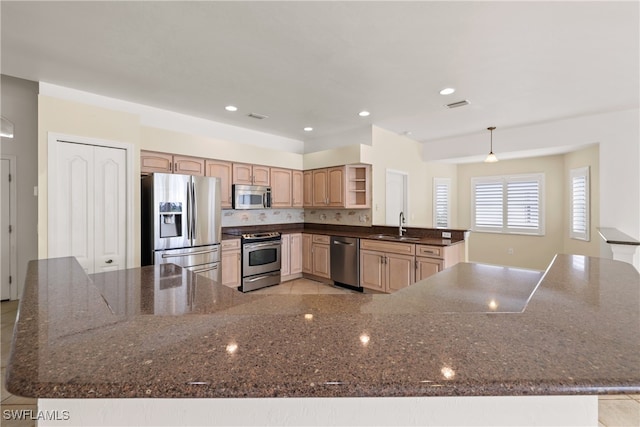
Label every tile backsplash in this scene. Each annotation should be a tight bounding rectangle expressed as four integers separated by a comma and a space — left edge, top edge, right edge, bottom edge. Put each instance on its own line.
221, 208, 372, 227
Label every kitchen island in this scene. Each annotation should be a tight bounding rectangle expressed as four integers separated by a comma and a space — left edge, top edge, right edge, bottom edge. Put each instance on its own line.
6, 254, 639, 426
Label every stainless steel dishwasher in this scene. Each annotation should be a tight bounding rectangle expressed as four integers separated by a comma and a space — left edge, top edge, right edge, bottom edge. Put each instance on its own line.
330, 236, 361, 291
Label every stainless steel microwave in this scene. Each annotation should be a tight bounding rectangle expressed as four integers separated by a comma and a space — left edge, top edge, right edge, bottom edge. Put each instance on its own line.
232, 184, 272, 209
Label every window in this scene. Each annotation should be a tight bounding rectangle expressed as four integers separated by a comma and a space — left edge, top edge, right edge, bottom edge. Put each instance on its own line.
433, 178, 451, 228
570, 166, 590, 241
471, 173, 545, 235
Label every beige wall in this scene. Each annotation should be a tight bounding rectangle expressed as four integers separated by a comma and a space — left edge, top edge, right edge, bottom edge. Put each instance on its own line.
371, 126, 457, 228
38, 95, 142, 263
142, 126, 303, 170
457, 149, 601, 271
458, 155, 565, 270
563, 144, 600, 257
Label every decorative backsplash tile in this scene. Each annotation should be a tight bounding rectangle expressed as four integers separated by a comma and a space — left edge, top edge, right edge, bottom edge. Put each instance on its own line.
304, 209, 372, 226
221, 208, 372, 227
221, 209, 304, 227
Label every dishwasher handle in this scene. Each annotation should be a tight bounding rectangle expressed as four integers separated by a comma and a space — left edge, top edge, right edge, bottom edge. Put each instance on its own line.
332, 240, 355, 246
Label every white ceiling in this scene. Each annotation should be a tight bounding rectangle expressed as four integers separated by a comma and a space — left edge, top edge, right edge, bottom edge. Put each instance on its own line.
2, 1, 638, 150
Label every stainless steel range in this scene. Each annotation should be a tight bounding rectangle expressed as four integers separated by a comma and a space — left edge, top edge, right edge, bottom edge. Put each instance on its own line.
240, 232, 281, 292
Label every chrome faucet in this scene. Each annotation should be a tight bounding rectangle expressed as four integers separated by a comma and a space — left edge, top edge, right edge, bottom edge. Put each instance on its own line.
399, 211, 407, 236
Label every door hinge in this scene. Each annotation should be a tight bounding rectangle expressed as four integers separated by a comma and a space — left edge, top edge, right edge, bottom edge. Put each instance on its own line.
8, 225, 12, 233
9, 275, 12, 284
8, 173, 11, 182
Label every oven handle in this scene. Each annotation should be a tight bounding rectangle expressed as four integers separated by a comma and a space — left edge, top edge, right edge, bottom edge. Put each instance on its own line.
246, 272, 279, 282
244, 241, 280, 250
161, 248, 220, 258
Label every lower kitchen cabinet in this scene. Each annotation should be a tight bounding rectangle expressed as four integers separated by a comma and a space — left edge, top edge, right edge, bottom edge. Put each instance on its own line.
281, 233, 303, 282
302, 234, 331, 280
221, 239, 241, 288
414, 242, 465, 282
415, 257, 443, 281
360, 249, 415, 293
360, 239, 415, 293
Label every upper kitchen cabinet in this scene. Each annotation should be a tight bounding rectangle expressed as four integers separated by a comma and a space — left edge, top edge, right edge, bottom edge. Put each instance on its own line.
292, 170, 304, 208
270, 167, 292, 207
233, 163, 270, 186
205, 160, 233, 208
140, 151, 205, 176
306, 164, 371, 209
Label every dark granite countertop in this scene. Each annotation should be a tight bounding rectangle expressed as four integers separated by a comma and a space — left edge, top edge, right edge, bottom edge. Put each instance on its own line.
6, 254, 639, 398
222, 223, 466, 246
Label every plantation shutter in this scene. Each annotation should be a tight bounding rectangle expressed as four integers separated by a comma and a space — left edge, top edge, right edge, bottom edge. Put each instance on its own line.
433, 178, 451, 228
570, 167, 590, 240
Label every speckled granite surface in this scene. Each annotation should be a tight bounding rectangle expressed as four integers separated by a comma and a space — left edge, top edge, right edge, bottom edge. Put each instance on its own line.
6, 254, 640, 398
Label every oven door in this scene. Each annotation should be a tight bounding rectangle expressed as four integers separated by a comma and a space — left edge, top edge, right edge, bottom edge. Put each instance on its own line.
243, 241, 281, 276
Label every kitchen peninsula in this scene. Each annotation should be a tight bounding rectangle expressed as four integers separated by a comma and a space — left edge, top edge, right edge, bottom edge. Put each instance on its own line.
6, 254, 639, 426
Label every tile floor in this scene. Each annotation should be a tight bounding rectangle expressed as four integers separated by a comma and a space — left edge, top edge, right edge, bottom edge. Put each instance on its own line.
1, 280, 639, 427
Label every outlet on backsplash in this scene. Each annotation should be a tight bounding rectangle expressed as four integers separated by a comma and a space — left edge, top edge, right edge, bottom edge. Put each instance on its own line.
442, 231, 452, 238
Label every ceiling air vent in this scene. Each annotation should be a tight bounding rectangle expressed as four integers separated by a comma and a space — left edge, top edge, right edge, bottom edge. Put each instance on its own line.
445, 100, 470, 109
247, 112, 269, 120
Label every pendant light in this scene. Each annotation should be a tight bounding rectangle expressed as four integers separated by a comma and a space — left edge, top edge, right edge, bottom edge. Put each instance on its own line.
484, 126, 498, 163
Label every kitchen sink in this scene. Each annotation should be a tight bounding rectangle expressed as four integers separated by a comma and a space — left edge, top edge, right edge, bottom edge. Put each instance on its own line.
367, 234, 421, 242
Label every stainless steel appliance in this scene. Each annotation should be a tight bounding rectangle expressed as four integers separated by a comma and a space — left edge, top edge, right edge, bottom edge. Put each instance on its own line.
330, 236, 362, 291
232, 184, 272, 209
141, 173, 222, 282
240, 232, 281, 292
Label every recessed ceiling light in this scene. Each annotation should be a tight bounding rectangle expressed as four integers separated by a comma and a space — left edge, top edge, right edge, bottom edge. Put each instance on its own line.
225, 105, 238, 112
304, 127, 313, 132
439, 88, 456, 95
359, 111, 370, 117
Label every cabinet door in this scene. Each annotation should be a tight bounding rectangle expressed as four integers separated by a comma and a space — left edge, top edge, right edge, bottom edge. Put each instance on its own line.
386, 253, 415, 293
280, 234, 291, 278
360, 250, 385, 292
302, 234, 313, 274
312, 169, 328, 206
312, 243, 331, 278
270, 168, 292, 207
289, 233, 303, 275
221, 249, 241, 288
292, 170, 304, 207
327, 167, 345, 207
205, 160, 232, 208
303, 171, 313, 207
232, 163, 253, 185
415, 257, 443, 282
174, 155, 205, 176
252, 166, 270, 186
140, 151, 173, 174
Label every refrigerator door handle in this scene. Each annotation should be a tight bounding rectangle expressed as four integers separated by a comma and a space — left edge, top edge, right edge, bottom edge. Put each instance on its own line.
186, 181, 192, 240
191, 179, 197, 240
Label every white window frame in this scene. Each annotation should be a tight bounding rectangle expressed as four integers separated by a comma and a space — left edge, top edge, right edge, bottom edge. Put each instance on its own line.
569, 166, 590, 241
433, 178, 451, 228
471, 173, 545, 236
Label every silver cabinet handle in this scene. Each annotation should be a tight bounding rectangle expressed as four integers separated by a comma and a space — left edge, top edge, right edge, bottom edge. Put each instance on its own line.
161, 248, 219, 258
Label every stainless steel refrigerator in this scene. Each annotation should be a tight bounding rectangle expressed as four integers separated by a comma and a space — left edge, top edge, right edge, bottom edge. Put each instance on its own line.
141, 173, 221, 282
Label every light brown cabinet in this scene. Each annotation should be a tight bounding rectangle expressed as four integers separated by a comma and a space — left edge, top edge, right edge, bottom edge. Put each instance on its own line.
221, 239, 241, 288
414, 242, 465, 282
360, 239, 415, 293
140, 151, 205, 176
292, 170, 304, 208
282, 233, 303, 281
302, 234, 330, 279
305, 164, 370, 208
270, 168, 292, 207
205, 160, 233, 208
233, 163, 270, 186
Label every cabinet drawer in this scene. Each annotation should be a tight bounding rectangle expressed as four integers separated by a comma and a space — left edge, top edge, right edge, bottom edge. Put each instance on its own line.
221, 239, 241, 251
312, 234, 330, 244
416, 245, 443, 258
360, 239, 415, 255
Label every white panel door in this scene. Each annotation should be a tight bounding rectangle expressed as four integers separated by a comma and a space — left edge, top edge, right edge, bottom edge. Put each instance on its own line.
94, 146, 126, 273
50, 141, 126, 274
385, 170, 408, 226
